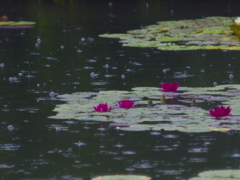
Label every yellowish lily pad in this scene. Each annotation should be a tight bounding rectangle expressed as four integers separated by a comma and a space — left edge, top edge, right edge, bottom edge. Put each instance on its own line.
91, 175, 151, 180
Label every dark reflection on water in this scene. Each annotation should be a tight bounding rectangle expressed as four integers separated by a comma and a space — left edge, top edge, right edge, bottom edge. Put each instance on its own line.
1, 0, 240, 179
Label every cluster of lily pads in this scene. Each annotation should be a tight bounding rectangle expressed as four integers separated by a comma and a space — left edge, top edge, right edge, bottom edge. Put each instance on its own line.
48, 82, 240, 133
93, 82, 231, 118
99, 16, 240, 51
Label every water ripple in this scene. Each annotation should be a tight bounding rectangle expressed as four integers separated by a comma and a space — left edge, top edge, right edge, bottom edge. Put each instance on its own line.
0, 144, 20, 151
188, 147, 208, 153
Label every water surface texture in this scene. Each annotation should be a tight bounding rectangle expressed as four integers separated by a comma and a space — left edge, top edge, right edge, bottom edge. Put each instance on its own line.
1, 0, 240, 180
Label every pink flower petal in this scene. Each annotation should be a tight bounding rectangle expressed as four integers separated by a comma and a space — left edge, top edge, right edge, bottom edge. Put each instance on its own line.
160, 82, 179, 92
209, 106, 232, 118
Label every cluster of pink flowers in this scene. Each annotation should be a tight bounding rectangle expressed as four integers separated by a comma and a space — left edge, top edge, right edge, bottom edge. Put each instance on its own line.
93, 82, 233, 118
93, 100, 134, 112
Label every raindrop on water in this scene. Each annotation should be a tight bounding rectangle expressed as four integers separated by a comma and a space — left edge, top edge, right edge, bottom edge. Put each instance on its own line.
49, 91, 58, 97
9, 77, 18, 82
163, 68, 170, 74
229, 74, 234, 79
37, 38, 41, 43
74, 141, 86, 147
103, 64, 110, 69
7, 125, 14, 131
146, 3, 149, 9
80, 37, 85, 42
90, 72, 99, 78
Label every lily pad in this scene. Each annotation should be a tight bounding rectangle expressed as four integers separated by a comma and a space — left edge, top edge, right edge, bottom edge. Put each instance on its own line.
49, 84, 240, 133
0, 21, 35, 28
99, 17, 240, 51
189, 169, 240, 180
91, 175, 151, 180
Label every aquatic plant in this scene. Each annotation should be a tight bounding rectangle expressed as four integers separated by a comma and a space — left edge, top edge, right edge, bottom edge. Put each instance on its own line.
118, 100, 134, 109
160, 82, 179, 92
209, 105, 232, 117
91, 175, 151, 180
189, 169, 240, 180
235, 17, 240, 25
49, 84, 240, 133
0, 21, 35, 28
93, 103, 112, 112
99, 16, 240, 51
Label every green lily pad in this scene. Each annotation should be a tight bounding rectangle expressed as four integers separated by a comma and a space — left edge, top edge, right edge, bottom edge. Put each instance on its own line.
49, 84, 240, 133
189, 169, 240, 180
91, 175, 151, 180
99, 17, 240, 51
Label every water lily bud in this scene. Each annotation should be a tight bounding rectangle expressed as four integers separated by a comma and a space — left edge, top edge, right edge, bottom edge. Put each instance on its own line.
148, 100, 153, 107
161, 95, 167, 105
191, 99, 197, 106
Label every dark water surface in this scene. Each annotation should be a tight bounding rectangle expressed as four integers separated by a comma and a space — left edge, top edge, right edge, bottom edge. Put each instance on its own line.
1, 0, 240, 180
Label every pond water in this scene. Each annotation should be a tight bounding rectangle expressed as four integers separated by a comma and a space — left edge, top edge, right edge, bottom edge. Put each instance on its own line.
1, 0, 240, 179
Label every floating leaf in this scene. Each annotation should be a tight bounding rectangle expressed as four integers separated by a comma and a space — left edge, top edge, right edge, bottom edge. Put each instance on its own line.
99, 17, 240, 51
189, 169, 240, 180
49, 84, 240, 133
91, 175, 151, 180
0, 21, 35, 28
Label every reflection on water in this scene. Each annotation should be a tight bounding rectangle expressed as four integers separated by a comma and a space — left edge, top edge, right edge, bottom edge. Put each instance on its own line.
1, 0, 240, 179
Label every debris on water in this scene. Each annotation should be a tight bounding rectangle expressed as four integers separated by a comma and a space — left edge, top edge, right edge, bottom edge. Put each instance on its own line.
7, 125, 14, 131
213, 82, 218, 86
60, 45, 64, 49
121, 74, 125, 79
0, 63, 4, 68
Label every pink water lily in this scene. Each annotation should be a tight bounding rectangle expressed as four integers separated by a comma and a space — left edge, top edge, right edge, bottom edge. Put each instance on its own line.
118, 100, 134, 109
209, 106, 232, 117
160, 82, 179, 92
93, 103, 112, 112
